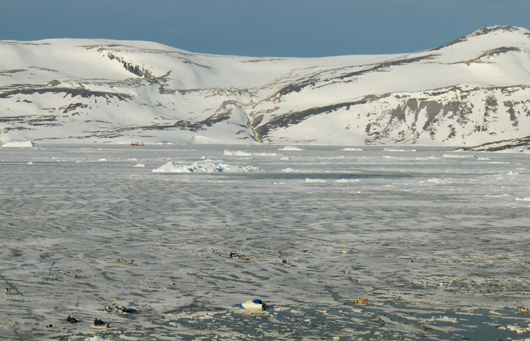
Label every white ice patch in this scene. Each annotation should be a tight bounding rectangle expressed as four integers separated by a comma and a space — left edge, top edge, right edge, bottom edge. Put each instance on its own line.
515, 196, 530, 201
341, 148, 363, 151
224, 150, 252, 156
335, 179, 360, 183
282, 168, 300, 173
424, 316, 458, 323
1, 141, 39, 148
305, 178, 327, 183
384, 148, 416, 152
224, 150, 282, 157
134, 163, 147, 168
153, 160, 259, 173
279, 146, 304, 151
426, 178, 451, 184
443, 154, 477, 158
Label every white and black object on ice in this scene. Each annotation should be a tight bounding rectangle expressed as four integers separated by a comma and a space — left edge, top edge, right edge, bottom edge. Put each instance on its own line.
240, 299, 268, 311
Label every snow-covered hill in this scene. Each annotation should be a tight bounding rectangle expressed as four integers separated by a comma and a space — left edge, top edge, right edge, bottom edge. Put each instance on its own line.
1, 25, 530, 145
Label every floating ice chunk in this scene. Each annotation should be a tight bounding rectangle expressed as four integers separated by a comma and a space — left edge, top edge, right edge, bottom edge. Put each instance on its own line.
224, 150, 281, 157
415, 156, 438, 160
253, 152, 282, 157
384, 148, 416, 152
279, 146, 304, 151
224, 150, 252, 156
134, 163, 147, 168
426, 178, 451, 184
507, 171, 519, 175
335, 179, 360, 183
341, 148, 363, 151
515, 197, 530, 201
1, 141, 39, 148
443, 154, 477, 158
282, 168, 300, 173
153, 160, 259, 173
425, 316, 458, 323
305, 178, 327, 183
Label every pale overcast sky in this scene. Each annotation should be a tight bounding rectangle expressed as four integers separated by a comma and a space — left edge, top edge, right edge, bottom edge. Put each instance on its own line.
1, 0, 529, 57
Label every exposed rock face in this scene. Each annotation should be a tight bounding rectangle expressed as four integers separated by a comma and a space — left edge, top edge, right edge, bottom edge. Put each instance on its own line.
1, 26, 530, 145
455, 135, 530, 152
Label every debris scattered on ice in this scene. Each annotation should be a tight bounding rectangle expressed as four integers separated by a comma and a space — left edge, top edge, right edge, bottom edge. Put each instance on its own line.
1, 141, 39, 148
152, 160, 259, 173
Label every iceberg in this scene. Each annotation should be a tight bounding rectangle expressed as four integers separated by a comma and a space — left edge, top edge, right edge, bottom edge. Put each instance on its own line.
152, 160, 259, 173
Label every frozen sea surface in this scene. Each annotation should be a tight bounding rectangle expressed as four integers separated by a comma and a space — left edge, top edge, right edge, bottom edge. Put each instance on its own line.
1, 144, 529, 340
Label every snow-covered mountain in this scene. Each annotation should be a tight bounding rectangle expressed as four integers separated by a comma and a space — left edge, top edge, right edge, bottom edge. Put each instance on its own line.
1, 25, 530, 145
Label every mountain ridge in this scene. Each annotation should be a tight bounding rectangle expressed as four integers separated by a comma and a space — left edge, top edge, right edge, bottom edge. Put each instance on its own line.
1, 25, 530, 146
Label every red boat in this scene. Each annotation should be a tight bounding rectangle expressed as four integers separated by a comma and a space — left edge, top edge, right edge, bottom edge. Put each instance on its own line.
130, 142, 144, 146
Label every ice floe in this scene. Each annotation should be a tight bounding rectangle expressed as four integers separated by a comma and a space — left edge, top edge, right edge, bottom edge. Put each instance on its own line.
224, 150, 281, 157
515, 196, 530, 201
281, 168, 301, 173
384, 148, 416, 152
278, 146, 304, 151
1, 141, 39, 148
153, 160, 259, 173
305, 178, 327, 183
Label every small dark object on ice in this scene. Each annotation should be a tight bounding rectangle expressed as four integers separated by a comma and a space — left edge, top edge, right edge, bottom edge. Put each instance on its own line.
66, 316, 78, 323
92, 318, 109, 328
117, 305, 137, 313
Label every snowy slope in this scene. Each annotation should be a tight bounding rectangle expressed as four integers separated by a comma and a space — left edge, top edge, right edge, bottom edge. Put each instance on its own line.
1, 25, 530, 145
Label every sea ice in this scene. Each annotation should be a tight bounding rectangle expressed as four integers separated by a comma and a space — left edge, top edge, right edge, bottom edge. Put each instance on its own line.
279, 146, 304, 151
152, 159, 259, 173
1, 141, 39, 148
